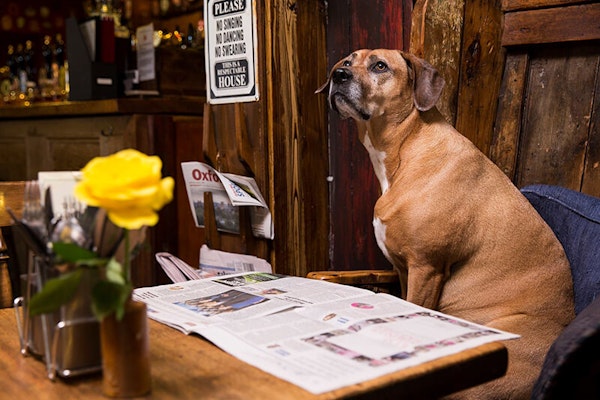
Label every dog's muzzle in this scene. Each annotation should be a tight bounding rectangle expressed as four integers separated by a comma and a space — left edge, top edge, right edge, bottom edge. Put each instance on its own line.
328, 68, 371, 121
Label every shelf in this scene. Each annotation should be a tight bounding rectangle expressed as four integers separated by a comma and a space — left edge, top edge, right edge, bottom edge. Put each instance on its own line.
0, 96, 206, 120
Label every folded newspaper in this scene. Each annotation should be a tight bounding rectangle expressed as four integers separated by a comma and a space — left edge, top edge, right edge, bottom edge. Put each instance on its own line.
134, 272, 519, 395
181, 161, 274, 239
155, 245, 272, 282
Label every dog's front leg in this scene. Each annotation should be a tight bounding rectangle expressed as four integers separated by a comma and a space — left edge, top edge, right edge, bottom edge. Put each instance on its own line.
405, 265, 445, 310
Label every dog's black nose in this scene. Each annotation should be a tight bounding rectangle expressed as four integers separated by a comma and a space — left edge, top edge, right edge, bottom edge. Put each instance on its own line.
332, 68, 352, 84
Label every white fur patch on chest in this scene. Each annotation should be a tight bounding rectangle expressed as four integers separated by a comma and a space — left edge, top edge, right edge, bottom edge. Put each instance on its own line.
373, 217, 392, 261
363, 133, 389, 193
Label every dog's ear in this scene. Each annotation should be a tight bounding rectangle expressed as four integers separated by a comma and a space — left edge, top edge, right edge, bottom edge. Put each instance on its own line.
401, 52, 445, 112
315, 63, 336, 94
315, 77, 330, 94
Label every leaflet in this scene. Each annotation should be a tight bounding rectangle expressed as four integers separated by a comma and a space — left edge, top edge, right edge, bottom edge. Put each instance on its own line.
181, 161, 273, 239
134, 272, 519, 395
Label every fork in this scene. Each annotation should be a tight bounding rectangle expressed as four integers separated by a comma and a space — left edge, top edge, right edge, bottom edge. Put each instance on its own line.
22, 180, 48, 243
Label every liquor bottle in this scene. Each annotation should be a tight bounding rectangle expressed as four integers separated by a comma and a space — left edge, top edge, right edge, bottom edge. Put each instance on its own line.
184, 23, 195, 49
54, 34, 65, 67
24, 40, 36, 84
6, 45, 17, 79
15, 43, 27, 93
172, 25, 183, 47
1, 48, 13, 99
41, 35, 53, 80
54, 34, 67, 99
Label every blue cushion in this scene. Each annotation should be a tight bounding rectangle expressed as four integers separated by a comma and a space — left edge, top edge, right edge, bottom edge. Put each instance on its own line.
531, 295, 600, 399
521, 184, 600, 314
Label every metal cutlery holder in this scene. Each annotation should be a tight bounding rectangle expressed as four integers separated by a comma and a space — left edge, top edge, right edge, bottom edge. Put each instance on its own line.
14, 250, 102, 380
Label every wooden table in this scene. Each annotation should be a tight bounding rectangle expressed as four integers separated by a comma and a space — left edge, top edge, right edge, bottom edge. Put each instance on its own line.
0, 307, 507, 399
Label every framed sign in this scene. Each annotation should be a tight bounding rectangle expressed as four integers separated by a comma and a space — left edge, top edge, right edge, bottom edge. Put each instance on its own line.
204, 0, 259, 104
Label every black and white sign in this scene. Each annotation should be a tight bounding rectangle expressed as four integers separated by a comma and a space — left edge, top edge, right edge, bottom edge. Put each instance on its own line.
204, 0, 259, 104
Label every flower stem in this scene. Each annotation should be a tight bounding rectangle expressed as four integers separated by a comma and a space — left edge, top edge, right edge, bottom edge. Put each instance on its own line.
123, 229, 131, 284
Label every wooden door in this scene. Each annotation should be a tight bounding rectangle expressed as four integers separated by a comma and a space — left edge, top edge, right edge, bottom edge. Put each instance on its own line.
326, 0, 413, 272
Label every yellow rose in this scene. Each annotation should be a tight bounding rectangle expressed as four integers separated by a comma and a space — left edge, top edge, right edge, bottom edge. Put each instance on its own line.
74, 149, 175, 230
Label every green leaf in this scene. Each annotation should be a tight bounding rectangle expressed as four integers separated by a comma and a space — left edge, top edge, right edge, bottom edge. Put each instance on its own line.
29, 269, 84, 316
91, 280, 132, 320
105, 258, 125, 285
78, 257, 109, 268
52, 242, 98, 263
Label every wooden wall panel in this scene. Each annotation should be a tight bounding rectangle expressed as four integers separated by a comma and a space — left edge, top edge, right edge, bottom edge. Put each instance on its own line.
502, 0, 588, 12
0, 116, 130, 180
173, 117, 206, 275
489, 52, 528, 178
138, 115, 178, 287
269, 0, 330, 276
454, 0, 505, 154
410, 0, 465, 125
515, 44, 600, 193
0, 138, 26, 181
502, 3, 600, 46
582, 62, 600, 196
47, 138, 100, 171
292, 1, 330, 273
410, 0, 506, 153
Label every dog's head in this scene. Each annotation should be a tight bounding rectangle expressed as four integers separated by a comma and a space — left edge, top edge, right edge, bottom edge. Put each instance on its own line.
316, 49, 445, 121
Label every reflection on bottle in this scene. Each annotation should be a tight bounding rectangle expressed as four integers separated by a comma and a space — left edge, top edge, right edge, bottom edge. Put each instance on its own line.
16, 43, 27, 94
54, 34, 65, 67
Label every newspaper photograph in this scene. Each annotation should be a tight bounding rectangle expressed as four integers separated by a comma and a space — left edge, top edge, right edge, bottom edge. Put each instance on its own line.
134, 272, 519, 395
180, 161, 274, 239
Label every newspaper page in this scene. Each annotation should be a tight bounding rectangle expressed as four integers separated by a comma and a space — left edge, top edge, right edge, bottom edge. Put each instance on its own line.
134, 272, 519, 395
181, 161, 274, 239
134, 272, 369, 334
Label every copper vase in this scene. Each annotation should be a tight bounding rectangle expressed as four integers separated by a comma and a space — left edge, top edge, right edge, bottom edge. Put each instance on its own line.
100, 298, 152, 397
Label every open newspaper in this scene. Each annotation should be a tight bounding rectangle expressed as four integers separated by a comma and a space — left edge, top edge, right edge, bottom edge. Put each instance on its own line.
134, 272, 519, 395
181, 161, 274, 239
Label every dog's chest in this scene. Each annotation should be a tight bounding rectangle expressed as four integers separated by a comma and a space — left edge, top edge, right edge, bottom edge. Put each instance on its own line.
363, 133, 396, 262
372, 217, 390, 258
363, 133, 389, 193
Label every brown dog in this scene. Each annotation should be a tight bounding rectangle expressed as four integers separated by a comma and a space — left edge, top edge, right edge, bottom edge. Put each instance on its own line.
317, 49, 575, 399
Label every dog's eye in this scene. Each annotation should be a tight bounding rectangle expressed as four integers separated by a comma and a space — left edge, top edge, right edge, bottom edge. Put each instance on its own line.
342, 60, 351, 67
372, 61, 388, 72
